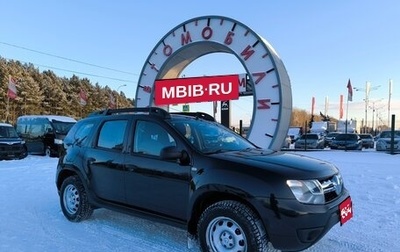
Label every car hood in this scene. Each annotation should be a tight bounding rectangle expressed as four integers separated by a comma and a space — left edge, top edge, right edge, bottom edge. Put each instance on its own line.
209, 148, 338, 179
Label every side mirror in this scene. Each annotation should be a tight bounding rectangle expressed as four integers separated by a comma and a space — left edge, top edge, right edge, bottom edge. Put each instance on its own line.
160, 146, 190, 165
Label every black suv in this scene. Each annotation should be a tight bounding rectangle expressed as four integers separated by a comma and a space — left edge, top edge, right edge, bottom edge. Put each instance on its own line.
56, 107, 352, 251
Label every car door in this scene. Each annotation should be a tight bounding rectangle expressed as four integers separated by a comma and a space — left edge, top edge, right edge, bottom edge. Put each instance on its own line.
124, 119, 191, 220
86, 119, 129, 203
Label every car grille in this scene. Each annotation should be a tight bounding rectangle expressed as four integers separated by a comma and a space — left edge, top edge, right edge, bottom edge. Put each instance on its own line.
0, 143, 25, 153
319, 174, 343, 203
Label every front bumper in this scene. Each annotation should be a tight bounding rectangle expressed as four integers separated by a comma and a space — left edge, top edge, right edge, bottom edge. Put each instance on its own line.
254, 189, 350, 251
0, 143, 27, 160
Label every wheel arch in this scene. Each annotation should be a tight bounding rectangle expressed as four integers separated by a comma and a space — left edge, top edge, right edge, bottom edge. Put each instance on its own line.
56, 166, 87, 193
187, 191, 267, 238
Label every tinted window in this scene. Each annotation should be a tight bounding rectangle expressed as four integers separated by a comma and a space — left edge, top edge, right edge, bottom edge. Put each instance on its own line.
133, 121, 176, 156
0, 126, 19, 138
300, 134, 318, 140
97, 120, 127, 150
16, 118, 50, 137
52, 120, 75, 134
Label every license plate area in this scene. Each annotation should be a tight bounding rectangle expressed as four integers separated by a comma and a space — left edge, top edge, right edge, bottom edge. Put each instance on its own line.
339, 196, 353, 225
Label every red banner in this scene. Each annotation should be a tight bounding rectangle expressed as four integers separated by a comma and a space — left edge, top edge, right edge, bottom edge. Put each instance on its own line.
154, 75, 239, 105
347, 79, 353, 101
339, 95, 344, 119
7, 76, 18, 99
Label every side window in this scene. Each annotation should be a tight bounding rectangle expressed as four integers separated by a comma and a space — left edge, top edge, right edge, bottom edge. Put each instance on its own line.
133, 121, 176, 156
97, 120, 127, 150
72, 122, 94, 146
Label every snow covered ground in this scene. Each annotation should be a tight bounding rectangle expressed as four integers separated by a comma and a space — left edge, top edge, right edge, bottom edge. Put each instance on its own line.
0, 149, 399, 252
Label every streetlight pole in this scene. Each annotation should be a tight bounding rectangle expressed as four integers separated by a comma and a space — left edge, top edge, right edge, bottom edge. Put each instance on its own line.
116, 84, 127, 109
388, 79, 393, 127
369, 98, 383, 134
353, 81, 380, 133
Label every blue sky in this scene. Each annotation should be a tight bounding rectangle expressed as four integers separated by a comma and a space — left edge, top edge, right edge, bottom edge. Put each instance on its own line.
1, 0, 399, 128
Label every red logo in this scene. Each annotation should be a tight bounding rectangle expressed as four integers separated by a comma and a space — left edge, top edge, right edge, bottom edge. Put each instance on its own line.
154, 75, 239, 105
339, 197, 353, 225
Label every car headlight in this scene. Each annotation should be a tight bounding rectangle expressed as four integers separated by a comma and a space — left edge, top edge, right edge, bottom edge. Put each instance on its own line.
287, 179, 325, 204
54, 139, 63, 145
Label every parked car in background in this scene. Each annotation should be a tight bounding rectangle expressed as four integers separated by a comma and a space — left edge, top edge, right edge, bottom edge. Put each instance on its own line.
56, 107, 352, 252
0, 123, 28, 160
375, 130, 400, 151
325, 132, 341, 147
330, 133, 362, 150
358, 133, 374, 149
294, 133, 325, 149
16, 115, 76, 157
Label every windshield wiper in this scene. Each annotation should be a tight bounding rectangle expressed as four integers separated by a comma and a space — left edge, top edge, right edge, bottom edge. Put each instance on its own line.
204, 149, 230, 154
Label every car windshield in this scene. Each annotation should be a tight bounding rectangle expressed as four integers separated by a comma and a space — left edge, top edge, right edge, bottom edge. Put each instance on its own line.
379, 130, 400, 138
171, 118, 257, 154
0, 126, 19, 138
335, 134, 358, 141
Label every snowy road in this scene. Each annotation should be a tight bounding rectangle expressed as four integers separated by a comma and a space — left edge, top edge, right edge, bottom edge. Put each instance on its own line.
0, 150, 399, 251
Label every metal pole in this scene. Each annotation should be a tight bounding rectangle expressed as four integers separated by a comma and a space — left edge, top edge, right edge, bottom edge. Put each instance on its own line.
365, 81, 370, 131
388, 79, 393, 127
116, 84, 127, 109
390, 114, 395, 155
6, 97, 10, 123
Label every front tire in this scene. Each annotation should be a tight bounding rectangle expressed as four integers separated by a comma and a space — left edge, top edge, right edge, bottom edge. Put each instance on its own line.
197, 200, 268, 252
60, 176, 93, 222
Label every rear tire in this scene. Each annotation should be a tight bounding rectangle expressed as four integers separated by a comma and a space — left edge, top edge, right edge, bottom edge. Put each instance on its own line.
197, 200, 268, 252
60, 176, 93, 222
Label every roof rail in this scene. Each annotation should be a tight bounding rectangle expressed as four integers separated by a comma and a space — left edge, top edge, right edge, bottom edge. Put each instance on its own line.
89, 107, 170, 119
171, 112, 215, 122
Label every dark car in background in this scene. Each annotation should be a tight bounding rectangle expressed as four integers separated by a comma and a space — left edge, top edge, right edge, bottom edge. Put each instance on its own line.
16, 115, 76, 157
0, 123, 28, 160
330, 133, 362, 150
358, 133, 374, 149
325, 132, 340, 147
56, 107, 352, 252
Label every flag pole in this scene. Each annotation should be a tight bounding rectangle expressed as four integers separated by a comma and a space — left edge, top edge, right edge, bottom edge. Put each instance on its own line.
345, 78, 353, 136
345, 96, 349, 134
6, 97, 10, 123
